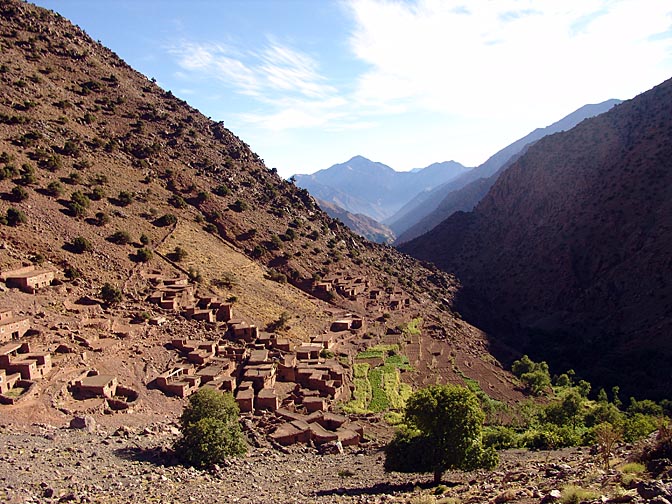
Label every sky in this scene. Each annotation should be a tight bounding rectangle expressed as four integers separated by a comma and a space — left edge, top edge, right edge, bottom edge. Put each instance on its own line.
32, 0, 672, 178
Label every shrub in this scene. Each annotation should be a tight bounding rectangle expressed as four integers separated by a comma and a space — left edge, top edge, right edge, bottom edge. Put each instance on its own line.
140, 233, 150, 245
169, 194, 187, 209
174, 388, 247, 467
89, 186, 105, 201
5, 207, 26, 226
230, 199, 247, 212
135, 248, 153, 262
95, 212, 109, 226
100, 283, 122, 305
155, 213, 177, 227
11, 185, 29, 202
117, 191, 133, 206
173, 246, 187, 261
213, 184, 230, 196
483, 426, 519, 450
71, 236, 92, 253
109, 230, 132, 245
45, 180, 63, 197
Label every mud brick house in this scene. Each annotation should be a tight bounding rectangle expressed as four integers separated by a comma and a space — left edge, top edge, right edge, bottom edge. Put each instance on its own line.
296, 343, 323, 360
0, 310, 30, 342
0, 368, 20, 394
72, 373, 118, 399
0, 342, 52, 382
256, 388, 279, 411
235, 387, 254, 413
228, 320, 258, 342
155, 365, 201, 397
2, 266, 55, 293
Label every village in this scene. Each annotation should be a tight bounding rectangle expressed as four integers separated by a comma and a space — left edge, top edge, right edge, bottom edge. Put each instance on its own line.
0, 261, 416, 450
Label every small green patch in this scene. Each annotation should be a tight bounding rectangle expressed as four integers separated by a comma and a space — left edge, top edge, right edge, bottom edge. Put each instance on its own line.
560, 485, 599, 504
621, 462, 645, 474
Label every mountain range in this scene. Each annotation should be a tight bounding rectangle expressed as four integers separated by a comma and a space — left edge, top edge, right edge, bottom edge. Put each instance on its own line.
399, 79, 672, 398
293, 156, 469, 223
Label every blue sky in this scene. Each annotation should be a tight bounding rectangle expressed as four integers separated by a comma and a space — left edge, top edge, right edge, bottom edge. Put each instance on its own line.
33, 0, 672, 177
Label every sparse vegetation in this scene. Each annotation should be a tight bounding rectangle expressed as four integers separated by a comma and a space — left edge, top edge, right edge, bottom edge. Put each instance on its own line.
100, 283, 122, 305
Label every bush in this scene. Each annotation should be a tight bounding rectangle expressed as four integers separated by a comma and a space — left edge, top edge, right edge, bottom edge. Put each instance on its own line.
174, 388, 246, 468
100, 283, 122, 305
230, 199, 247, 212
71, 236, 92, 253
109, 230, 132, 245
45, 180, 63, 197
117, 191, 133, 206
213, 184, 230, 196
135, 248, 153, 262
483, 426, 519, 450
95, 211, 109, 226
173, 246, 187, 261
155, 213, 177, 227
11, 185, 29, 202
5, 207, 26, 226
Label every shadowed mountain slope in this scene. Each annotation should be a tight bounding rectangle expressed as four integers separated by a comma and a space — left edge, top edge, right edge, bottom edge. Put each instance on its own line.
389, 100, 621, 243
400, 79, 672, 399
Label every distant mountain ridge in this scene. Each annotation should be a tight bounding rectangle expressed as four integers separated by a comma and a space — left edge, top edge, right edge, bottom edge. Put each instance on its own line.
399, 79, 672, 398
389, 99, 622, 243
317, 199, 395, 244
293, 156, 469, 222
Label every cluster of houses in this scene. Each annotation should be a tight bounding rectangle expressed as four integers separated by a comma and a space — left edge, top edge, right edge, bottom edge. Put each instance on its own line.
314, 272, 411, 313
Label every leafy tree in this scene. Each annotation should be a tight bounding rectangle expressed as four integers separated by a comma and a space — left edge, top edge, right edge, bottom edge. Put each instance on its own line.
512, 355, 551, 396
174, 388, 247, 467
100, 283, 122, 305
385, 385, 497, 484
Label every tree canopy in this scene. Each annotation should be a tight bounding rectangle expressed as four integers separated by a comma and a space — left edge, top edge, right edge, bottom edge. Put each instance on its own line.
385, 384, 497, 484
174, 388, 247, 468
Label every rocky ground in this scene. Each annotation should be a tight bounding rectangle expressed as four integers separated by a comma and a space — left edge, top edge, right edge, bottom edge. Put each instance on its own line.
1, 420, 670, 504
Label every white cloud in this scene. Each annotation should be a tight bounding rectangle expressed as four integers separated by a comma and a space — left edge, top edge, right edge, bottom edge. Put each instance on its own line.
345, 0, 672, 122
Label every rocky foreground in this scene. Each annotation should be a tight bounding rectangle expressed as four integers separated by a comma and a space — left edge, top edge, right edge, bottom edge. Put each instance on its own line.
1, 422, 671, 504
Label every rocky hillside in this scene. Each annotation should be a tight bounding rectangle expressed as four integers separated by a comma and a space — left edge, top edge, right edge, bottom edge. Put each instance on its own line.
389, 100, 621, 243
294, 156, 469, 222
400, 78, 672, 399
317, 198, 396, 244
0, 0, 525, 431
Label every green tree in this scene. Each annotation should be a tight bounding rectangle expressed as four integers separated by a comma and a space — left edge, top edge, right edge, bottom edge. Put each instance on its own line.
174, 388, 247, 468
384, 385, 497, 484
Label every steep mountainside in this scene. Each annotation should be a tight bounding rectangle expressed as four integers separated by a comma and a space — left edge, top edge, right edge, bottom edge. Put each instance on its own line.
0, 0, 524, 427
388, 100, 621, 241
294, 156, 469, 222
317, 199, 395, 244
400, 79, 672, 398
